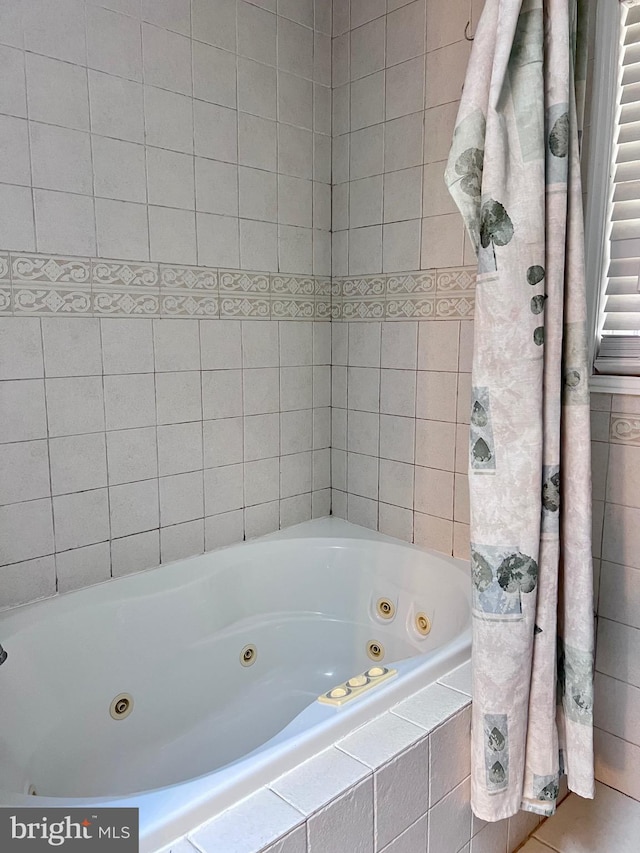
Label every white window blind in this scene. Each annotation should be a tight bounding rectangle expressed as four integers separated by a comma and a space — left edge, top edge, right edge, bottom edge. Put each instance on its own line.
595, 2, 640, 375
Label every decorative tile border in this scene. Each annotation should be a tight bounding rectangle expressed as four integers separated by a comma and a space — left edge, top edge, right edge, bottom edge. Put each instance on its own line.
333, 267, 476, 321
610, 415, 640, 446
0, 251, 476, 321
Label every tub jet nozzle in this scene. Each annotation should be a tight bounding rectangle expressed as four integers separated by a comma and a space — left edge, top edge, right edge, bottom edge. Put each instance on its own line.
0, 644, 7, 666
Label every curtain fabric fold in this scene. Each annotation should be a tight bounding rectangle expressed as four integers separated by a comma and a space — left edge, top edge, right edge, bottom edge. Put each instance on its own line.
445, 0, 595, 822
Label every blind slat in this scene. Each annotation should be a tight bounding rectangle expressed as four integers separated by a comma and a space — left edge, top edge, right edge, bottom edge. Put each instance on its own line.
603, 314, 640, 331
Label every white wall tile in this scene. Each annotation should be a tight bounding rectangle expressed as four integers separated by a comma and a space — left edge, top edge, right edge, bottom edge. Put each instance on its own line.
101, 319, 154, 374
194, 101, 237, 163
42, 318, 102, 378
0, 498, 54, 565
0, 184, 36, 250
349, 225, 383, 274
238, 1, 277, 65
0, 380, 47, 443
387, 1, 426, 65
94, 136, 147, 204
240, 220, 279, 271
351, 18, 386, 80
95, 198, 150, 260
157, 421, 203, 475
191, 0, 237, 51
144, 86, 193, 153
154, 320, 200, 372
111, 529, 160, 576
0, 116, 30, 186
201, 321, 242, 370
46, 377, 105, 437
87, 5, 142, 81
142, 24, 192, 95
193, 41, 237, 108
26, 53, 88, 130
50, 433, 108, 496
142, 0, 191, 35
160, 471, 204, 525
380, 414, 415, 464
0, 555, 56, 609
376, 738, 429, 850
383, 220, 421, 272
245, 457, 280, 505
239, 114, 277, 172
110, 478, 159, 538
351, 71, 385, 130
54, 488, 110, 551
160, 519, 204, 563
0, 318, 43, 380
89, 71, 145, 143
106, 427, 158, 485
428, 777, 472, 853
197, 213, 240, 268
56, 542, 111, 594
238, 58, 277, 120
147, 148, 194, 209
596, 618, 640, 689
104, 373, 156, 430
0, 440, 50, 505
0, 0, 23, 50
149, 207, 197, 264
205, 463, 245, 514
34, 189, 96, 256
279, 124, 312, 178
430, 706, 471, 805
23, 0, 87, 65
156, 371, 202, 424
385, 56, 425, 120
307, 778, 374, 853
202, 370, 243, 419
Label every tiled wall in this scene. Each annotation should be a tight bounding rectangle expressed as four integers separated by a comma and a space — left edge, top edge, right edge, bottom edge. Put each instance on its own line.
159, 663, 541, 853
0, 0, 333, 607
0, 312, 330, 608
0, 0, 331, 275
328, 0, 479, 559
330, 0, 480, 277
591, 392, 640, 803
330, 272, 474, 560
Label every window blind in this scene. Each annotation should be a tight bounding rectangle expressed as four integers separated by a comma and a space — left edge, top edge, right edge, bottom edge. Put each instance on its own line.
595, 3, 640, 375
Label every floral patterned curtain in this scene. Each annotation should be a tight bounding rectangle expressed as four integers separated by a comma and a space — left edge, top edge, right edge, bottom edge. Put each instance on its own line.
446, 0, 595, 821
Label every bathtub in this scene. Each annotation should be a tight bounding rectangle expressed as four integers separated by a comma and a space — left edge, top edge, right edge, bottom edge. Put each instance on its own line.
0, 518, 471, 852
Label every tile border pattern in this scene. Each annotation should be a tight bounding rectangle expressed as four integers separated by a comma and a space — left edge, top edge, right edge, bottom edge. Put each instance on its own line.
0, 252, 476, 322
332, 267, 476, 321
0, 251, 331, 321
610, 414, 640, 446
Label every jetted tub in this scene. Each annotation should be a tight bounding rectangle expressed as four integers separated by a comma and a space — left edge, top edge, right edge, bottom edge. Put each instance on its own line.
0, 518, 471, 852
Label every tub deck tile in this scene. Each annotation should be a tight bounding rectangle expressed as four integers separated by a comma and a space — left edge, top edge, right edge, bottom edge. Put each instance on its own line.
268, 745, 371, 816
437, 660, 472, 697
391, 682, 471, 733
337, 711, 427, 770
189, 788, 304, 853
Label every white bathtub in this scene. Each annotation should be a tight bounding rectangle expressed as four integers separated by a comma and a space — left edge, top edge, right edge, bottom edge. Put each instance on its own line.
0, 518, 471, 852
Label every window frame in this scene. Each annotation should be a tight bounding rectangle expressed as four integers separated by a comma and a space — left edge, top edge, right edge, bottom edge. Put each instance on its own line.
584, 0, 640, 394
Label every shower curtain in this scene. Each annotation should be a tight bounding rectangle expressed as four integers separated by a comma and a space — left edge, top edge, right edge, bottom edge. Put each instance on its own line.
445, 0, 595, 821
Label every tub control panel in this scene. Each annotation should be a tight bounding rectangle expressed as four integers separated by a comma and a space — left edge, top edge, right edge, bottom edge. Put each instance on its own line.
317, 666, 397, 707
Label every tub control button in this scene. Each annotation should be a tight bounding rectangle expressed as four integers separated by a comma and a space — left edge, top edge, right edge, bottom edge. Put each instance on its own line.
318, 667, 397, 706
